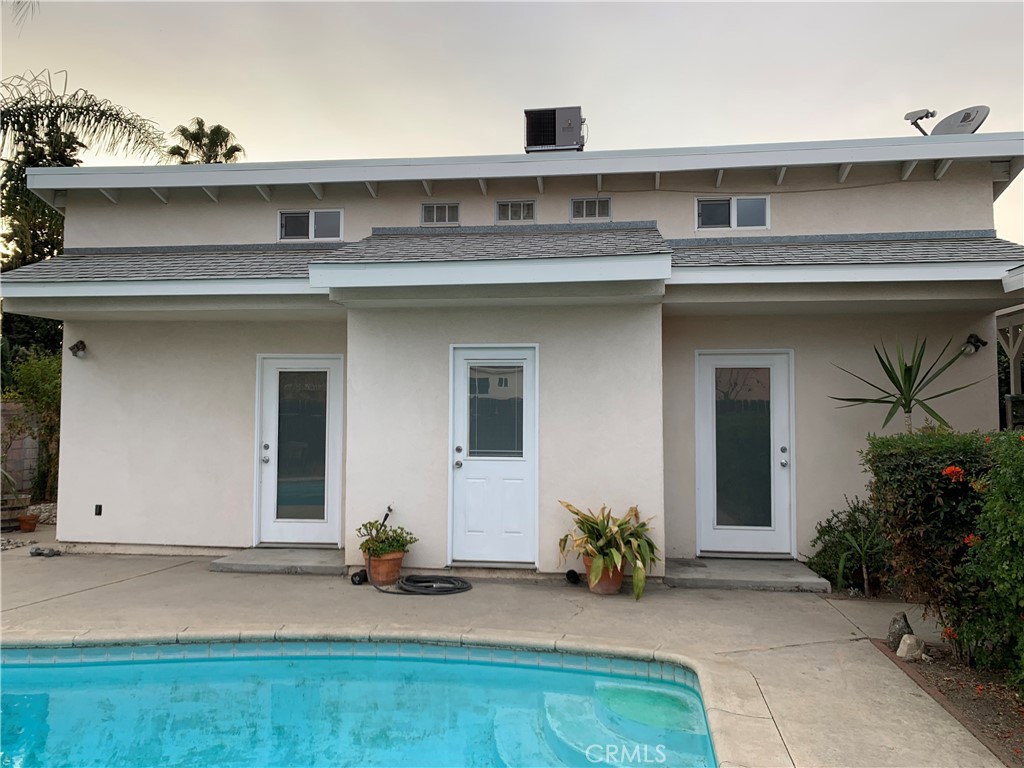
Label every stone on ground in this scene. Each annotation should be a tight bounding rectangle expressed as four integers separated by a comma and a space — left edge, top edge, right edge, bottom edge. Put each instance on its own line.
886, 611, 914, 651
896, 634, 926, 661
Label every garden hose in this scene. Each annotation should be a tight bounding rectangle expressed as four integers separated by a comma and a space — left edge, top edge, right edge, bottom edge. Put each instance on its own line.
351, 559, 472, 596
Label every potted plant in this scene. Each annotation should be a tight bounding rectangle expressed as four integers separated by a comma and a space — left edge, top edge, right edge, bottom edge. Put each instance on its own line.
356, 512, 418, 587
557, 500, 660, 600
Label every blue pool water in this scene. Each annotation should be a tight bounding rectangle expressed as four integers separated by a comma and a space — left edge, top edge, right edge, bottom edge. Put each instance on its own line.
1, 642, 717, 768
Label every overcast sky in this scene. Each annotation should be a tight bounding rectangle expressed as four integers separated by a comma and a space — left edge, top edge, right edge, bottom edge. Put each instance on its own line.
3, 1, 1022, 242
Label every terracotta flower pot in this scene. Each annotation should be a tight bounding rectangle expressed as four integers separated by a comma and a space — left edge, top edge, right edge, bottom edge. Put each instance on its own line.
582, 555, 624, 595
363, 551, 406, 586
18, 515, 39, 533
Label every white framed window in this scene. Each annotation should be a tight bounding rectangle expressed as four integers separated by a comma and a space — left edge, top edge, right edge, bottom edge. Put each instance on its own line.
422, 203, 460, 226
496, 200, 535, 223
279, 209, 343, 241
696, 196, 769, 230
571, 197, 611, 221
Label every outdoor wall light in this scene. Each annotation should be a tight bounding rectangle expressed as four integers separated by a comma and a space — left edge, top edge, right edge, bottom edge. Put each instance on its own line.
960, 334, 988, 356
68, 340, 87, 358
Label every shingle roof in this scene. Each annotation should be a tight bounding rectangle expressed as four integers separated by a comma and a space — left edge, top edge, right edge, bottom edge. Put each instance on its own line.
5, 228, 1020, 283
671, 236, 1024, 268
2, 223, 670, 282
1, 245, 339, 282
310, 222, 671, 264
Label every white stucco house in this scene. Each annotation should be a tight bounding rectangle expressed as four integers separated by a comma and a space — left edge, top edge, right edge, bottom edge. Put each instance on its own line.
3, 127, 1023, 575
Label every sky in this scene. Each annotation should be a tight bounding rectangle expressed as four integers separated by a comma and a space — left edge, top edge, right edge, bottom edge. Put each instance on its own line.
3, 1, 1023, 242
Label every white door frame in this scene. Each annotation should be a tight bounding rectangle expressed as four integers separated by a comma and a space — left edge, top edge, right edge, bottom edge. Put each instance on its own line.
694, 349, 796, 557
448, 343, 540, 566
253, 354, 344, 547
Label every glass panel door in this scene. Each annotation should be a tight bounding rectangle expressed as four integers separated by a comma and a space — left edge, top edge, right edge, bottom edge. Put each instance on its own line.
696, 352, 793, 555
257, 356, 343, 545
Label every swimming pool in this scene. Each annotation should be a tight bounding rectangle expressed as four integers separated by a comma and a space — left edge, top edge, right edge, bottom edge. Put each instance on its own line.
1, 641, 717, 768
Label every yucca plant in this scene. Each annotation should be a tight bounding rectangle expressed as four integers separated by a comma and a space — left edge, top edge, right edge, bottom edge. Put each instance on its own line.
830, 337, 984, 434
557, 500, 660, 600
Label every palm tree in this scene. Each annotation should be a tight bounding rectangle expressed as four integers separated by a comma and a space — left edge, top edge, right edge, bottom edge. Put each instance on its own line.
1, 69, 164, 357
1, 69, 165, 159
166, 117, 245, 164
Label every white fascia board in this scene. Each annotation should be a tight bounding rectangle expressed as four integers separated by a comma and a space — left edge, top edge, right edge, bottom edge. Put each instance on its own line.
669, 261, 1022, 286
27, 133, 1024, 192
309, 254, 672, 289
0, 278, 327, 299
1004, 265, 1024, 293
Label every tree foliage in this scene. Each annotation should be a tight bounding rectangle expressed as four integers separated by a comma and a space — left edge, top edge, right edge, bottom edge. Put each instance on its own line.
166, 117, 245, 164
1, 70, 164, 360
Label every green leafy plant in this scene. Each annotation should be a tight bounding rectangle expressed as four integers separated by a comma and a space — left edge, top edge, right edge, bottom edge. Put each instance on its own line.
831, 337, 983, 433
356, 518, 418, 558
862, 429, 990, 660
557, 500, 660, 600
807, 496, 891, 596
2, 352, 62, 501
956, 432, 1024, 687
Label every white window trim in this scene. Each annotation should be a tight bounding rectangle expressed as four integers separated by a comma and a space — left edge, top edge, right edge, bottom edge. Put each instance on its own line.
495, 199, 537, 224
278, 208, 344, 242
695, 196, 770, 231
421, 201, 461, 227
569, 197, 612, 222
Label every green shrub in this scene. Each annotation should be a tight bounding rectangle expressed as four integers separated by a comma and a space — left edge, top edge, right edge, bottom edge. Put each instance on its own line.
2, 352, 62, 502
958, 432, 1024, 687
862, 430, 990, 638
806, 496, 891, 596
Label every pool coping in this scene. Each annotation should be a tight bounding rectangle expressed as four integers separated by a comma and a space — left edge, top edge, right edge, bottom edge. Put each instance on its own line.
0, 626, 788, 767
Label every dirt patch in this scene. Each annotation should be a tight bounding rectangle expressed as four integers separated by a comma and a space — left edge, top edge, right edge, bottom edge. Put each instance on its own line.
877, 639, 1023, 766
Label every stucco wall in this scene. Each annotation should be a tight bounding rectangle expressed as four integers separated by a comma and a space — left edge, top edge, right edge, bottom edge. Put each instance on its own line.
61, 162, 995, 248
344, 305, 665, 573
662, 312, 999, 560
56, 320, 345, 547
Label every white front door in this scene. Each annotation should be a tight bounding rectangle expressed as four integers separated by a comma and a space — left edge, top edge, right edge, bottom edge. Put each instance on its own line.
451, 346, 537, 564
696, 351, 794, 555
257, 355, 343, 545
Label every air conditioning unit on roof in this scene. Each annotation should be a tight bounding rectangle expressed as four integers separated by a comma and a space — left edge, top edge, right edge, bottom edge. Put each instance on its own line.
524, 107, 585, 153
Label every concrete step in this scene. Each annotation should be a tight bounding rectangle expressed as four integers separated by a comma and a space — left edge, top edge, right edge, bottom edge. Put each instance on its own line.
664, 557, 830, 592
210, 547, 346, 575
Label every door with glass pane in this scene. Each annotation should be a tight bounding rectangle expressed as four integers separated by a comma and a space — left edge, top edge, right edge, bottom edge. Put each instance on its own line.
451, 347, 537, 563
696, 352, 793, 555
257, 356, 343, 545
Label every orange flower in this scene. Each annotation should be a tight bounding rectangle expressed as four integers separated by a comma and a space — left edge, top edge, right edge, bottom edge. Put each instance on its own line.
942, 465, 966, 482
942, 626, 958, 640
964, 533, 981, 547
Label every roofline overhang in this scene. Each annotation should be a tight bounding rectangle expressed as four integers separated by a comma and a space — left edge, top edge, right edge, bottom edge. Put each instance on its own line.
309, 253, 673, 289
0, 278, 326, 299
27, 133, 1024, 198
1004, 265, 1024, 293
669, 261, 1024, 288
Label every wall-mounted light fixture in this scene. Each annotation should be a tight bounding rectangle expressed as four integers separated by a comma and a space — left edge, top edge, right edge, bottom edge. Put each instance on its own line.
960, 334, 988, 356
68, 340, 87, 358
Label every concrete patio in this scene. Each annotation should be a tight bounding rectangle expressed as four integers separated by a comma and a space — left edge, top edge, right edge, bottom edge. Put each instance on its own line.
1, 525, 996, 768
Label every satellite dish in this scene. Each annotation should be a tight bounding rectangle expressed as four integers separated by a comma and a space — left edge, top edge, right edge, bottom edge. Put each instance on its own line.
930, 105, 990, 135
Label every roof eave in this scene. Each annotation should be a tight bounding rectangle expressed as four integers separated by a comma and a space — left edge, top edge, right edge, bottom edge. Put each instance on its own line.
26, 132, 1024, 194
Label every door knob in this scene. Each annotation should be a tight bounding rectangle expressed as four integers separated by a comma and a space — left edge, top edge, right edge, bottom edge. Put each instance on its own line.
780, 459, 789, 468
454, 460, 463, 469
262, 456, 270, 464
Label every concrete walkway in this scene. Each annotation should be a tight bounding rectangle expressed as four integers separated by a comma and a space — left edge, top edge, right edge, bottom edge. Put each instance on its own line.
0, 525, 998, 768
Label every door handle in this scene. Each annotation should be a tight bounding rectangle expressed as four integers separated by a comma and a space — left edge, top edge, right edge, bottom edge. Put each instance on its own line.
454, 460, 463, 469
262, 456, 270, 464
